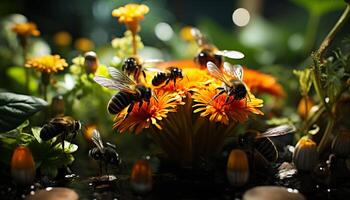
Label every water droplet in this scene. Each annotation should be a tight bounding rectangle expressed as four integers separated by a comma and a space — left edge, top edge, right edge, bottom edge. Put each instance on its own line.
45, 187, 53, 191
21, 194, 26, 199
30, 185, 35, 189
327, 188, 331, 193
30, 191, 35, 195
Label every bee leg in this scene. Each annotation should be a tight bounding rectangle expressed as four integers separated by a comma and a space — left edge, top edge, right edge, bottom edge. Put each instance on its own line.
142, 70, 146, 79
212, 89, 225, 100
124, 103, 135, 119
173, 78, 177, 88
138, 101, 143, 111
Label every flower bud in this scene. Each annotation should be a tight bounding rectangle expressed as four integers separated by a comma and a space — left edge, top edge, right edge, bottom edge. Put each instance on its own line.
293, 138, 318, 172
227, 149, 249, 187
11, 145, 35, 185
84, 51, 98, 74
130, 159, 152, 195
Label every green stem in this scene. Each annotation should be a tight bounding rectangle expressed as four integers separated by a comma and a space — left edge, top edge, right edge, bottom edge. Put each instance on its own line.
317, 4, 350, 59
317, 117, 335, 153
304, 12, 320, 53
23, 45, 29, 93
132, 32, 137, 56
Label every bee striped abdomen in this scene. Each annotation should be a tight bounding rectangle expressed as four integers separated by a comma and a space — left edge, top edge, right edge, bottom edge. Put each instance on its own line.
254, 138, 278, 162
108, 92, 134, 114
152, 72, 168, 86
40, 124, 62, 141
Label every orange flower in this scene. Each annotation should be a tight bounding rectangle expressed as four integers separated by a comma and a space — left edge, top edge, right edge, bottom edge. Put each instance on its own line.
148, 67, 211, 98
113, 90, 183, 134
192, 83, 263, 124
112, 4, 149, 34
11, 22, 40, 37
243, 68, 285, 97
156, 60, 285, 98
25, 54, 68, 74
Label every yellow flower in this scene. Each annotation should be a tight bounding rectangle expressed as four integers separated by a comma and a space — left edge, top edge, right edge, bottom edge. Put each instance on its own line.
25, 55, 68, 74
192, 83, 264, 124
113, 90, 183, 134
11, 22, 40, 37
112, 3, 149, 34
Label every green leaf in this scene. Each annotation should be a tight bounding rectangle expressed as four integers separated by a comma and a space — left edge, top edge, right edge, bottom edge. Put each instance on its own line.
292, 0, 345, 15
0, 92, 48, 132
53, 141, 78, 154
293, 69, 313, 95
31, 127, 42, 143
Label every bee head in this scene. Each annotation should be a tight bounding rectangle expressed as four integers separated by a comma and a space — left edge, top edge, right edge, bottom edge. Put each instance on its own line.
123, 57, 138, 71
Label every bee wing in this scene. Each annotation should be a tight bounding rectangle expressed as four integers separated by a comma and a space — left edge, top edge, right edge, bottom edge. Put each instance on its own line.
206, 61, 231, 86
93, 76, 136, 93
223, 62, 243, 80
91, 129, 105, 153
257, 124, 296, 138
106, 142, 117, 149
108, 67, 137, 86
216, 50, 245, 59
143, 59, 164, 66
143, 67, 164, 73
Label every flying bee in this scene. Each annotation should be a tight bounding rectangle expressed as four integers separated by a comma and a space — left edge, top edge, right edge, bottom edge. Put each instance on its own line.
238, 124, 296, 163
207, 61, 248, 104
151, 66, 183, 87
94, 67, 152, 115
190, 27, 244, 69
40, 116, 81, 149
89, 129, 121, 174
122, 56, 163, 83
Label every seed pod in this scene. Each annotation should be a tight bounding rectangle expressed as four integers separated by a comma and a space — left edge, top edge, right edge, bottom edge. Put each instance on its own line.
51, 95, 65, 117
84, 51, 98, 74
331, 131, 350, 157
11, 145, 35, 185
293, 138, 318, 172
130, 160, 152, 195
227, 149, 249, 187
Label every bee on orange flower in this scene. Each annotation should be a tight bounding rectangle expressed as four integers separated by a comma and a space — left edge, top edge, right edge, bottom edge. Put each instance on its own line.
207, 61, 249, 104
191, 27, 244, 69
94, 67, 153, 116
122, 56, 163, 83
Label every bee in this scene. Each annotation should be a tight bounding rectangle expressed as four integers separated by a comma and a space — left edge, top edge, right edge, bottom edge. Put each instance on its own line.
206, 61, 248, 104
238, 124, 296, 163
151, 66, 183, 87
93, 67, 152, 115
89, 129, 121, 174
191, 27, 244, 69
84, 51, 98, 74
40, 116, 81, 149
122, 56, 163, 83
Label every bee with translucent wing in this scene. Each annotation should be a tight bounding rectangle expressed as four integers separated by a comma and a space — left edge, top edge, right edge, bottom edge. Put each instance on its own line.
122, 56, 164, 83
191, 27, 244, 69
94, 67, 152, 116
206, 61, 249, 104
89, 129, 121, 175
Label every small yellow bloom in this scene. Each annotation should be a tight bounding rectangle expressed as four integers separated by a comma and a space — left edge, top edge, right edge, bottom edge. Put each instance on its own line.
53, 31, 72, 46
112, 3, 149, 34
74, 37, 94, 52
11, 22, 40, 37
25, 55, 68, 74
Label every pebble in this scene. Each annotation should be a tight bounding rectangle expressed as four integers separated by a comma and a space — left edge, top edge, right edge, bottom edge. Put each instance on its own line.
25, 187, 78, 200
243, 186, 305, 200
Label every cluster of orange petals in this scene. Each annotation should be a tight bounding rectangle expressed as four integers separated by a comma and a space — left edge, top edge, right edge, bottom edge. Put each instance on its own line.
192, 83, 264, 124
11, 22, 40, 37
113, 90, 183, 134
25, 54, 68, 74
113, 65, 266, 133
